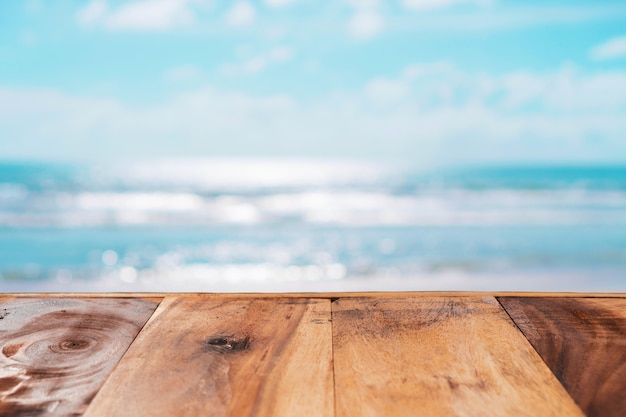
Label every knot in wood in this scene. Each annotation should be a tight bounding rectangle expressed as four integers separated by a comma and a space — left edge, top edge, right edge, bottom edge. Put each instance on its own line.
49, 337, 93, 353
205, 336, 250, 352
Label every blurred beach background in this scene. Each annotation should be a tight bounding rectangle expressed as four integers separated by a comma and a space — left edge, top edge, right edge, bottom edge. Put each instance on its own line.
1, 0, 625, 292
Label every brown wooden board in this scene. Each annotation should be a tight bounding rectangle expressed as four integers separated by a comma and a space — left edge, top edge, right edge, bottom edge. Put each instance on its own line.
0, 297, 159, 417
499, 297, 626, 417
332, 296, 585, 417
84, 297, 333, 417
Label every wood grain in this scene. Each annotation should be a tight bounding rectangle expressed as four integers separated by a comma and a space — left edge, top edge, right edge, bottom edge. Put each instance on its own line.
0, 297, 159, 417
499, 297, 626, 417
84, 297, 333, 417
332, 296, 585, 417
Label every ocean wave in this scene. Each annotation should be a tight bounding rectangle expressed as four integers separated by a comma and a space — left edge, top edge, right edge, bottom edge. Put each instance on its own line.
96, 158, 398, 191
3, 159, 626, 292
3, 262, 623, 293
1, 188, 626, 227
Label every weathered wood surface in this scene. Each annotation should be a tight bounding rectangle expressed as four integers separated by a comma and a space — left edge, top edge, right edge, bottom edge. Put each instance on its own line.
332, 296, 585, 417
499, 297, 626, 417
2, 293, 625, 417
84, 297, 333, 417
0, 298, 159, 417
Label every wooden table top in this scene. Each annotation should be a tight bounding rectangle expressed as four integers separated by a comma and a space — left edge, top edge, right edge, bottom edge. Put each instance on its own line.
0, 292, 625, 417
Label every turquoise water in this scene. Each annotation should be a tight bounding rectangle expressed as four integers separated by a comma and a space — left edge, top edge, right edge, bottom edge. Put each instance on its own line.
1, 159, 625, 292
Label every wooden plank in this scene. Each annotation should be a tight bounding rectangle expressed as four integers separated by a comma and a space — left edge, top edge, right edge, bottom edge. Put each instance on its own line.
84, 297, 333, 417
0, 297, 159, 417
499, 297, 626, 417
332, 296, 584, 417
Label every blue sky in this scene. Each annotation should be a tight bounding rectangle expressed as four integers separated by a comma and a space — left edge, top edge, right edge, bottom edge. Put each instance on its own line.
1, 0, 626, 165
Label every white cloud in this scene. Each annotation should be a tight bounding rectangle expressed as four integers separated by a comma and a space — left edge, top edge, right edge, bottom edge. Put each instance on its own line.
225, 2, 256, 27
2, 65, 626, 163
393, 4, 626, 33
496, 66, 626, 111
268, 46, 293, 62
244, 57, 267, 74
76, 0, 196, 31
345, 0, 385, 40
591, 35, 626, 61
346, 0, 380, 8
348, 11, 384, 40
108, 0, 194, 30
401, 0, 491, 11
365, 78, 409, 105
402, 0, 454, 10
77, 0, 107, 26
263, 0, 294, 8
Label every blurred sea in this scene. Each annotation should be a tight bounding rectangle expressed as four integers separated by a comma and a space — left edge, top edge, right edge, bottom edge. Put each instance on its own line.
1, 158, 625, 292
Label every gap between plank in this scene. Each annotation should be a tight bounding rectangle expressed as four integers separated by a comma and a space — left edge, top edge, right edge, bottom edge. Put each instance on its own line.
494, 296, 585, 416
495, 296, 546, 364
330, 297, 341, 417
81, 296, 165, 416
